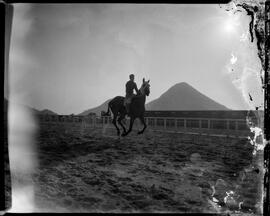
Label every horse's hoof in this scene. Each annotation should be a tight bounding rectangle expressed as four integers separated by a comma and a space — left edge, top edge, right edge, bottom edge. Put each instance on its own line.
137, 131, 142, 135
121, 133, 126, 137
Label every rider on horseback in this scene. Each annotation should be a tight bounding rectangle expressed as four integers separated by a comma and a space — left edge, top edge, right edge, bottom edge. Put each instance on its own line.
124, 74, 139, 115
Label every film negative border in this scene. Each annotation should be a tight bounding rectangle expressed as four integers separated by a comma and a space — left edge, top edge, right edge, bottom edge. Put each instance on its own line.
1, 1, 13, 212
3, 0, 232, 4
1, 0, 269, 215
264, 1, 270, 215
1, 1, 6, 212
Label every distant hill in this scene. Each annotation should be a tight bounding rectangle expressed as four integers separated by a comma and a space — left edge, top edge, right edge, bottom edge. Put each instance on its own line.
4, 98, 58, 115
79, 98, 112, 116
39, 109, 58, 115
26, 106, 41, 115
146, 82, 229, 110
4, 98, 40, 114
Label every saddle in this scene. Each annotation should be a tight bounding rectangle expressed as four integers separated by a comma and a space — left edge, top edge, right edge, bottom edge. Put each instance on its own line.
124, 93, 137, 105
124, 94, 141, 114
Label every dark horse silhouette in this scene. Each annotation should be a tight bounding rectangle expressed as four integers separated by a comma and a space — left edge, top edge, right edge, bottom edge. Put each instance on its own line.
103, 78, 150, 137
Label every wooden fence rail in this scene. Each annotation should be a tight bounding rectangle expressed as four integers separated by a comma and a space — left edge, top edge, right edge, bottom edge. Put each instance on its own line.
37, 115, 251, 132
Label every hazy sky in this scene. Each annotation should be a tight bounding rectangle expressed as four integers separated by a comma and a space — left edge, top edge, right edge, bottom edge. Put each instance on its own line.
7, 3, 264, 114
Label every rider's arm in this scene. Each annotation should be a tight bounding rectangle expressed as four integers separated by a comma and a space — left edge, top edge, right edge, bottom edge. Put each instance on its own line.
134, 83, 140, 94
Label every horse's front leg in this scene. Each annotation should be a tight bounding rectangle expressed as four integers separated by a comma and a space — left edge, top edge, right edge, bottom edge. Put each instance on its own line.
138, 116, 147, 135
117, 114, 126, 136
112, 115, 120, 136
122, 117, 135, 137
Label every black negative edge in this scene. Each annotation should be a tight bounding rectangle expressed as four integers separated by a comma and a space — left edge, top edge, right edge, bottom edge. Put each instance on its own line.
0, 2, 5, 211
1, 1, 7, 212
264, 1, 270, 216
2, 1, 13, 213
3, 1, 265, 216
3, 0, 232, 4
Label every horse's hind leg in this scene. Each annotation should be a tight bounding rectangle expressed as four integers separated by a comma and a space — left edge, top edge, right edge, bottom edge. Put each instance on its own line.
138, 116, 147, 135
112, 115, 120, 136
117, 114, 126, 135
122, 117, 135, 137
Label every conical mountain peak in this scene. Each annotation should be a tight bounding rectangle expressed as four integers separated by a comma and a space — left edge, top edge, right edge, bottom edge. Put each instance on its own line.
146, 82, 228, 110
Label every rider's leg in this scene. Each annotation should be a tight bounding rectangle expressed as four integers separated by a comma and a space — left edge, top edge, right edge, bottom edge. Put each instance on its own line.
126, 101, 131, 115
127, 95, 135, 115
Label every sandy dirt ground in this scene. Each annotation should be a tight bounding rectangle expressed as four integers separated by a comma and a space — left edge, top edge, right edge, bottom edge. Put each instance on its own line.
16, 122, 263, 214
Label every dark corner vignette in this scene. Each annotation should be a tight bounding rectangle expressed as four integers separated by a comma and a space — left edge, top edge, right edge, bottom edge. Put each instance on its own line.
2, 1, 13, 213
265, 1, 270, 216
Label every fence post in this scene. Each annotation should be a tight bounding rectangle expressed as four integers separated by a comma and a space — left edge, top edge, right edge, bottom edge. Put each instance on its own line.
208, 120, 210, 129
164, 118, 167, 130
154, 118, 157, 128
175, 119, 177, 131
91, 116, 94, 128
184, 119, 186, 128
226, 120, 229, 130
84, 117, 87, 128
199, 119, 201, 129
81, 117, 84, 128
235, 121, 238, 130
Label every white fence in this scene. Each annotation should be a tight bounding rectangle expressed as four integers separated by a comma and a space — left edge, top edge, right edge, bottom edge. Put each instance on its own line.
38, 115, 250, 132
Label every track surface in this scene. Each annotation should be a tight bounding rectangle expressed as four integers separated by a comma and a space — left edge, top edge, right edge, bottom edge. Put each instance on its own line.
27, 123, 262, 214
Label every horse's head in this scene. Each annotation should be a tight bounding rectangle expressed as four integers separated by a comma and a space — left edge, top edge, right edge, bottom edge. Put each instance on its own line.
140, 78, 150, 96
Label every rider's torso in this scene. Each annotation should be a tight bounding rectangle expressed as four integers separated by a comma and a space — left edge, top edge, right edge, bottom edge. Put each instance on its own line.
126, 80, 137, 97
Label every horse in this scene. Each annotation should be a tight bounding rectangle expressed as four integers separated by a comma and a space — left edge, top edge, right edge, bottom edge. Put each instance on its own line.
103, 78, 150, 137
